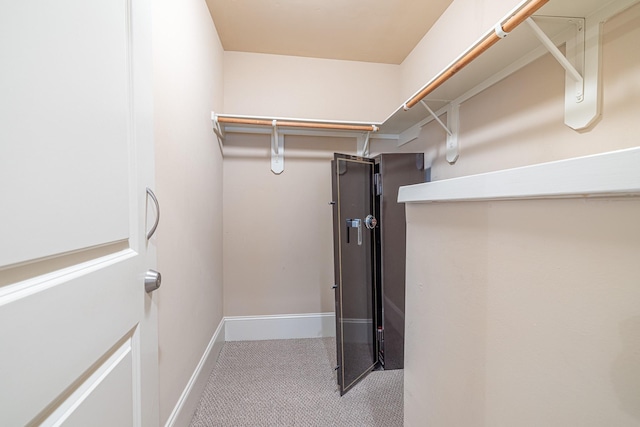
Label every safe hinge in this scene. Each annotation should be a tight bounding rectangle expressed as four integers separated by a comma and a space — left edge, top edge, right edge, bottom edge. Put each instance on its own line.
374, 173, 382, 196
377, 326, 384, 344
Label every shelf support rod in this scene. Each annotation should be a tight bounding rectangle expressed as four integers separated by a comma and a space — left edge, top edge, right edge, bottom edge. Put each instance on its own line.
525, 17, 584, 100
420, 101, 452, 136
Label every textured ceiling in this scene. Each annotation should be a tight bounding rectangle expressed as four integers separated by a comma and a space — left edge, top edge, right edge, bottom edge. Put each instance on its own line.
205, 0, 454, 64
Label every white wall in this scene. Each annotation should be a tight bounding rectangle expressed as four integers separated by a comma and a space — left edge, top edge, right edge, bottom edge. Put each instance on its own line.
152, 0, 224, 424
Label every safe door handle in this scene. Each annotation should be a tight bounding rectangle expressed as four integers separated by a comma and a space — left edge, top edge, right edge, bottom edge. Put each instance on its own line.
146, 187, 160, 240
345, 219, 362, 246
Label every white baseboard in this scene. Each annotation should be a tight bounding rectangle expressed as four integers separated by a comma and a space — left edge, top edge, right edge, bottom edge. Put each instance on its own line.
225, 312, 336, 341
164, 318, 225, 427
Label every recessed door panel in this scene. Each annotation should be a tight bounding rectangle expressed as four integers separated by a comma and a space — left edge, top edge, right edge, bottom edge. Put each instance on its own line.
0, 0, 132, 268
331, 154, 377, 395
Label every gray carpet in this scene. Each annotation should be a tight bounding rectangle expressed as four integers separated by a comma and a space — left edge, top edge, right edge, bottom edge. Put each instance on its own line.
190, 337, 403, 427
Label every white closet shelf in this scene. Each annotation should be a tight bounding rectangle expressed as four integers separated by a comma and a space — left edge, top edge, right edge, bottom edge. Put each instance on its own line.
217, 0, 637, 138
398, 147, 640, 203
213, 0, 639, 172
381, 0, 639, 153
214, 113, 379, 135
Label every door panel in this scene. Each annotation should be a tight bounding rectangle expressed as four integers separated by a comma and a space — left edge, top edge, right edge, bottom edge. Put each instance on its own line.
42, 334, 136, 427
376, 153, 425, 370
0, 0, 157, 425
0, 0, 132, 267
332, 154, 377, 395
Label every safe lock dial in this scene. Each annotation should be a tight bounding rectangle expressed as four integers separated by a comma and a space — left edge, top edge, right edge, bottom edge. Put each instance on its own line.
364, 215, 378, 230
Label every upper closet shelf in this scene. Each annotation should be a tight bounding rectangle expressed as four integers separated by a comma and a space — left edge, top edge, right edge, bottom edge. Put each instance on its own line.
380, 0, 639, 161
212, 113, 384, 173
213, 0, 639, 172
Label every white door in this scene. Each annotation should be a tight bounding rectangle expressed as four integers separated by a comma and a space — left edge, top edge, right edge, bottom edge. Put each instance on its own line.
0, 0, 158, 425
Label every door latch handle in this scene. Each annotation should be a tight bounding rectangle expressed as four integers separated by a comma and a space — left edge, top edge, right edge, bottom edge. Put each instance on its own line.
146, 187, 160, 241
345, 219, 362, 245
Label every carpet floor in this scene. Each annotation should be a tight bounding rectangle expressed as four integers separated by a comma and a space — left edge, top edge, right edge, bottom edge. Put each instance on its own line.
190, 337, 403, 427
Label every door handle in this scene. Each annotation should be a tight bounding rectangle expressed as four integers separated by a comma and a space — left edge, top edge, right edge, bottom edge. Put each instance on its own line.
345, 219, 362, 245
146, 187, 160, 240
144, 269, 161, 293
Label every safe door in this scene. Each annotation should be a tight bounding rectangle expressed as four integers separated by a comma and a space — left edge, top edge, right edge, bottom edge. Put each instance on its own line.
331, 154, 378, 396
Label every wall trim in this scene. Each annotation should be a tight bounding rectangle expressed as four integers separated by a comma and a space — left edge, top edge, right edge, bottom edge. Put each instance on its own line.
164, 318, 225, 427
225, 312, 336, 341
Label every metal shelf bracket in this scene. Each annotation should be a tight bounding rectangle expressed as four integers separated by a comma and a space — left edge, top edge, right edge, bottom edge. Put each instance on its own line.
446, 103, 460, 164
357, 132, 371, 157
211, 112, 225, 153
418, 100, 458, 164
526, 16, 600, 130
526, 18, 584, 98
420, 101, 452, 136
271, 120, 284, 174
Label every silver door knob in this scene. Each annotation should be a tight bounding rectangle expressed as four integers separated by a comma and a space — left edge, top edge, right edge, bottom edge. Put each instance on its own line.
144, 269, 161, 293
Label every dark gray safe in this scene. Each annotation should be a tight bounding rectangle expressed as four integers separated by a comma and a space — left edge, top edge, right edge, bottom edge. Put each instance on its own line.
330, 152, 425, 395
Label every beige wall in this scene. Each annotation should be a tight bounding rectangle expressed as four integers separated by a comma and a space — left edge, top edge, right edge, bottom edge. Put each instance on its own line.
402, 5, 640, 426
152, 0, 224, 424
221, 51, 403, 317
222, 134, 356, 316
220, 134, 396, 318
405, 199, 640, 426
223, 51, 401, 122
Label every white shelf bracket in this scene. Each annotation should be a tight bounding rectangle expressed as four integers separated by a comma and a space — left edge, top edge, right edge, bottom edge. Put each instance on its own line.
446, 103, 460, 164
526, 18, 584, 96
420, 100, 452, 136
526, 17, 600, 130
271, 120, 284, 174
357, 132, 371, 157
211, 112, 225, 153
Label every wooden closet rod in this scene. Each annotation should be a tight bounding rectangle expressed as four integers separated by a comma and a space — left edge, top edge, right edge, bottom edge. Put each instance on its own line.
217, 116, 378, 132
404, 0, 549, 110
